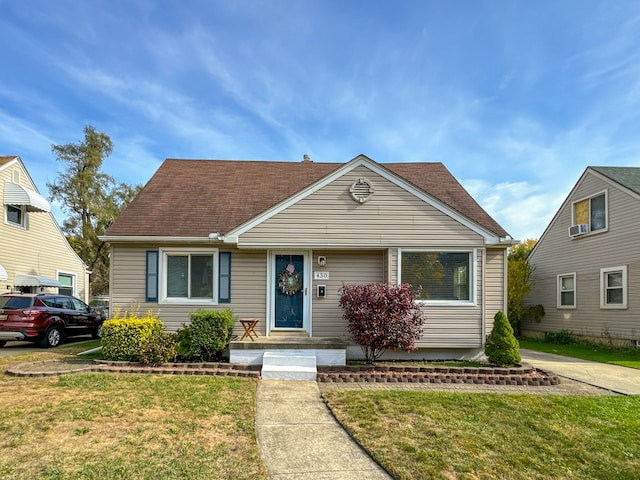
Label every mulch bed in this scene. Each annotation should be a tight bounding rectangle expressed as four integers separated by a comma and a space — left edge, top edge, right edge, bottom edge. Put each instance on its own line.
5, 359, 559, 386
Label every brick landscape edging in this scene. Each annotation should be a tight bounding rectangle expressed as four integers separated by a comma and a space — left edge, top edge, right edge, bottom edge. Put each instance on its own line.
6, 359, 559, 385
316, 363, 560, 386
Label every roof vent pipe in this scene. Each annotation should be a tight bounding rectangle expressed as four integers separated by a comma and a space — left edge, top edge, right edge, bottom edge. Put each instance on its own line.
302, 154, 312, 162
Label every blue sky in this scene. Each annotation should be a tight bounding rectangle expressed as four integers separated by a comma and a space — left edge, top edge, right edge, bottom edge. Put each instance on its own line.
2, 0, 640, 241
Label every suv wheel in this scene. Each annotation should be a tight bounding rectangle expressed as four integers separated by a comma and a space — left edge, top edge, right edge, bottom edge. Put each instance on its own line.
40, 326, 62, 348
92, 323, 103, 339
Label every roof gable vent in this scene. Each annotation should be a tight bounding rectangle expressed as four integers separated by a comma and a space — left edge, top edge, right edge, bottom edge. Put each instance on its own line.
350, 177, 374, 203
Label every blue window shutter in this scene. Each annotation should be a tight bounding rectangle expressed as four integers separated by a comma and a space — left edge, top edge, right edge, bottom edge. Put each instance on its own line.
219, 252, 231, 303
146, 250, 159, 302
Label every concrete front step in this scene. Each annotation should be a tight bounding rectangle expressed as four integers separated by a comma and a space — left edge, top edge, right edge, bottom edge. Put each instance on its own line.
261, 351, 317, 381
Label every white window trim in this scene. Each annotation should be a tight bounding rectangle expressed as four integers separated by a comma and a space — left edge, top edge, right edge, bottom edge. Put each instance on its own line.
5, 204, 26, 229
398, 248, 477, 306
556, 272, 576, 309
571, 189, 608, 235
600, 265, 627, 309
57, 271, 77, 296
158, 247, 219, 305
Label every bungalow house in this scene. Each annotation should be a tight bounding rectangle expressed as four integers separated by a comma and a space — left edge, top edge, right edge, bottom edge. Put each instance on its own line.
102, 154, 514, 364
0, 156, 89, 300
523, 166, 640, 346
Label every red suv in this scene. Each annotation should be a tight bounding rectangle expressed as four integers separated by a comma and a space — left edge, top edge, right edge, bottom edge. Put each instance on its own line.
0, 294, 105, 348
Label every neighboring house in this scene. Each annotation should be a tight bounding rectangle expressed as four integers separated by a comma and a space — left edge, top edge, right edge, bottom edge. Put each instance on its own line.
102, 154, 514, 361
0, 156, 89, 301
523, 166, 640, 346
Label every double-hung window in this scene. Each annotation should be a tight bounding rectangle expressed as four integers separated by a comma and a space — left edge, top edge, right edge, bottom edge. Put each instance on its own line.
557, 273, 576, 308
572, 191, 607, 233
400, 250, 474, 303
58, 273, 75, 296
160, 248, 218, 305
600, 266, 627, 309
6, 204, 25, 228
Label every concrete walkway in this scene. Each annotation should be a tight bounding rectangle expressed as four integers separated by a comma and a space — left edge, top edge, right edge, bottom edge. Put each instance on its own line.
520, 348, 640, 395
255, 380, 392, 480
254, 351, 640, 479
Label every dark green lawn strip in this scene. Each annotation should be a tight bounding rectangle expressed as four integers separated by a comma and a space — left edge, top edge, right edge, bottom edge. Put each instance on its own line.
324, 391, 640, 480
519, 338, 640, 369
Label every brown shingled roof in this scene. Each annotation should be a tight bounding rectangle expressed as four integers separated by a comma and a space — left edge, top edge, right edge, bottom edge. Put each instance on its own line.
105, 157, 509, 238
0, 156, 18, 167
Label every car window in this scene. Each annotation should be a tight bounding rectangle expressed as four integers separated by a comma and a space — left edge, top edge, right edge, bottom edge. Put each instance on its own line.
71, 298, 89, 312
40, 298, 58, 308
1, 297, 35, 309
59, 298, 74, 310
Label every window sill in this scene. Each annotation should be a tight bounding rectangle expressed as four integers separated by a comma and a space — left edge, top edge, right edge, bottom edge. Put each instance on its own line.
416, 300, 477, 307
599, 304, 627, 310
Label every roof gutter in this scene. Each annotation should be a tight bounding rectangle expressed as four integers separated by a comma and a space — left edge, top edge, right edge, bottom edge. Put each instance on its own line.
99, 235, 236, 244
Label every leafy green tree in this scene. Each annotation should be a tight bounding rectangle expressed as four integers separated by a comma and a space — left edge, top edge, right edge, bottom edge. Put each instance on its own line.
507, 239, 544, 335
485, 310, 521, 366
47, 125, 141, 295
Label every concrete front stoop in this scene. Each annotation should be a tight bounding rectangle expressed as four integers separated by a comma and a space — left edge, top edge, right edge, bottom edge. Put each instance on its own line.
261, 351, 317, 381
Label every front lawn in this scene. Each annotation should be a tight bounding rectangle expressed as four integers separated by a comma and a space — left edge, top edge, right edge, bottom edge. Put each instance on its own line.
324, 390, 640, 480
0, 345, 266, 480
519, 338, 640, 369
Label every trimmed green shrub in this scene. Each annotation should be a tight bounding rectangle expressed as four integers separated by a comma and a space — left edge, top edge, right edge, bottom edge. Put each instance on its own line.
485, 311, 521, 367
176, 309, 235, 362
139, 331, 178, 366
544, 330, 577, 345
102, 310, 164, 362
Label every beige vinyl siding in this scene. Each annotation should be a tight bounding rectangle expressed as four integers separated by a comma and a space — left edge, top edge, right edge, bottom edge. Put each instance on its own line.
525, 171, 640, 340
415, 249, 484, 348
484, 248, 507, 331
110, 244, 268, 334
240, 165, 483, 247
0, 162, 88, 300
310, 250, 385, 338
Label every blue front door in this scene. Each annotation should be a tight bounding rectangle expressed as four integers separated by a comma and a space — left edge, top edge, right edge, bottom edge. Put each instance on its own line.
274, 254, 305, 329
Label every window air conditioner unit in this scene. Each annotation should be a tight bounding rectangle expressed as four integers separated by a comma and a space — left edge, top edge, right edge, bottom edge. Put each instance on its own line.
568, 224, 589, 237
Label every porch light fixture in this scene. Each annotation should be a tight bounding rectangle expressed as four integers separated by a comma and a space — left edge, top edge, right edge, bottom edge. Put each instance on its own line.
317, 256, 326, 267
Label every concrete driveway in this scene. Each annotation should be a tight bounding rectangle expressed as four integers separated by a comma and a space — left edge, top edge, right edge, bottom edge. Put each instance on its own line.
0, 337, 94, 357
520, 348, 640, 395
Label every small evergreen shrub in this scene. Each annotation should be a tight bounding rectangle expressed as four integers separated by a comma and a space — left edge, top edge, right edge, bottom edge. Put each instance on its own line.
101, 309, 164, 362
544, 330, 577, 345
485, 311, 521, 367
139, 331, 178, 366
176, 309, 235, 362
339, 282, 425, 364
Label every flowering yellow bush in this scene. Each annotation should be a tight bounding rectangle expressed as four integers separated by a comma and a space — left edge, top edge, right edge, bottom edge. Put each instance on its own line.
102, 308, 164, 361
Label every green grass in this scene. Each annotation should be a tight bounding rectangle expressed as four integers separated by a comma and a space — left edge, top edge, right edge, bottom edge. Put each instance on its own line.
0, 346, 267, 480
519, 338, 640, 369
324, 390, 640, 480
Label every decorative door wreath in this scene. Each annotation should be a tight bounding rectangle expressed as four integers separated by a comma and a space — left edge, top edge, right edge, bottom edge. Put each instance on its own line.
278, 263, 301, 295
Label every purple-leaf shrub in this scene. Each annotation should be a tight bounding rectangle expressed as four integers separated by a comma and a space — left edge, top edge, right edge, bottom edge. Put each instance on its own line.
339, 282, 425, 363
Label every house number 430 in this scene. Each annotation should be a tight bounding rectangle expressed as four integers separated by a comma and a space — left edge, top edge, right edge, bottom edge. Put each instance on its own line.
314, 271, 330, 280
